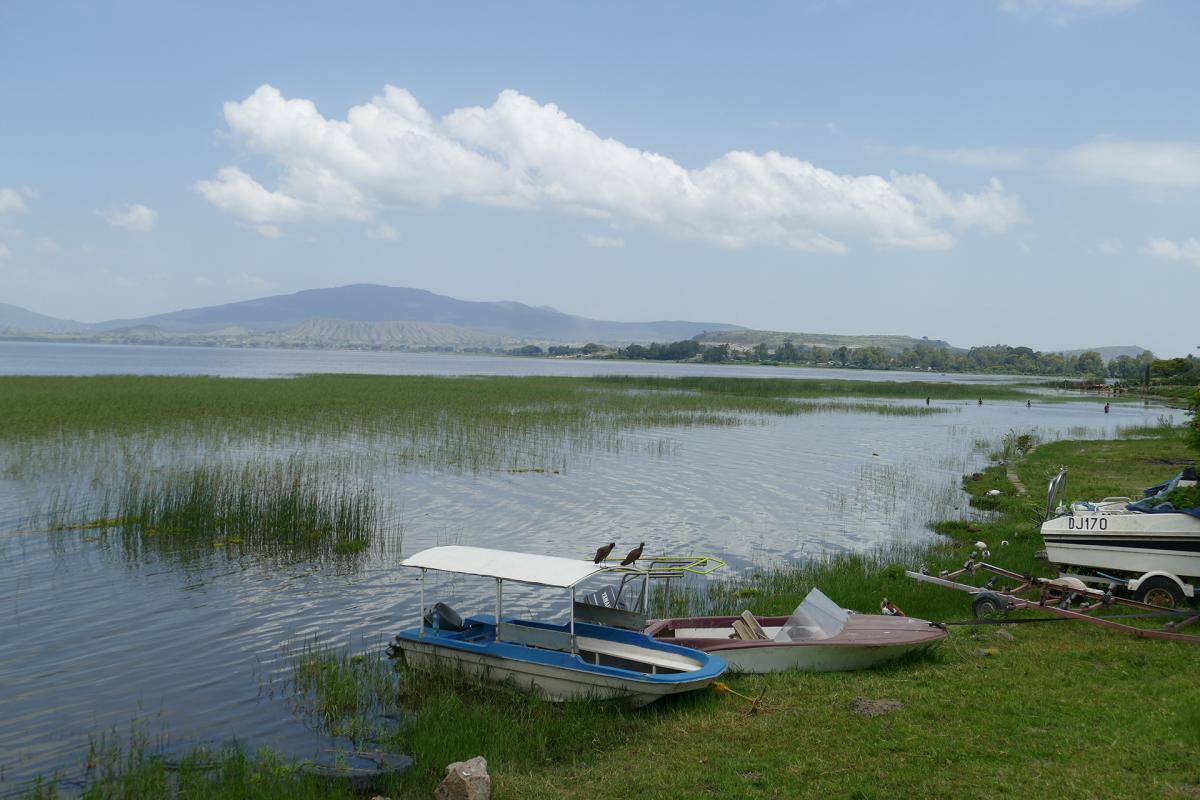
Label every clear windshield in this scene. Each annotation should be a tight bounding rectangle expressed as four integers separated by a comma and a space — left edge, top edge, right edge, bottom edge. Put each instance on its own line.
773, 587, 848, 642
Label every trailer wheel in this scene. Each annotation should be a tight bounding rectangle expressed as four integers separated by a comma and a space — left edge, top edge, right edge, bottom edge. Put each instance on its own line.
1134, 577, 1184, 609
971, 591, 1008, 619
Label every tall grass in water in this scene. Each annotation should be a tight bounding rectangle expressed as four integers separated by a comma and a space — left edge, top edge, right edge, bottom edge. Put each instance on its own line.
97, 457, 382, 562
286, 641, 406, 746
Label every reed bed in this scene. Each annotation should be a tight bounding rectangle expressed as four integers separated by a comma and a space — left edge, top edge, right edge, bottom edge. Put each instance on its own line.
0, 374, 972, 442
73, 457, 384, 562
0, 374, 953, 481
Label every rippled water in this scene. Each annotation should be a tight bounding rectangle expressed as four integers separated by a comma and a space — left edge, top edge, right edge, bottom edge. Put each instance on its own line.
0, 351, 1175, 790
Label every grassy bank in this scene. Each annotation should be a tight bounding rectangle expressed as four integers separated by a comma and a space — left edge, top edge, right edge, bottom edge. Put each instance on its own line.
22, 425, 1198, 799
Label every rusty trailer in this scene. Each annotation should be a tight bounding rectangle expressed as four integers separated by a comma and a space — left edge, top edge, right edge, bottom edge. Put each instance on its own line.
906, 558, 1200, 643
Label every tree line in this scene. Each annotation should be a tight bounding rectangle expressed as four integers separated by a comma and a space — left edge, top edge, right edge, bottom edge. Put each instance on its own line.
505, 339, 1197, 382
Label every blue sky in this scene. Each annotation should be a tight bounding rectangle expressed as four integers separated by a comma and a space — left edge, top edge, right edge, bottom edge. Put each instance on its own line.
1, 0, 1197, 355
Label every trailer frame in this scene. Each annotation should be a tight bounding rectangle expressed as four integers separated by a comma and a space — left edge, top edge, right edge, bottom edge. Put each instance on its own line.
906, 558, 1200, 643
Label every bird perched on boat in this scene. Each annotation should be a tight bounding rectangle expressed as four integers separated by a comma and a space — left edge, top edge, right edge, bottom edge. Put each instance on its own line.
620, 542, 645, 566
593, 542, 615, 564
880, 598, 905, 616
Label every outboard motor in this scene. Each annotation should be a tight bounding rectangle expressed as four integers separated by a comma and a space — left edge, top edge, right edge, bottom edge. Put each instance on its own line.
423, 602, 466, 632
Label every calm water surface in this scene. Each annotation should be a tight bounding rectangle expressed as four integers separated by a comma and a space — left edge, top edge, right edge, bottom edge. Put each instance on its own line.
0, 342, 1172, 790
0, 339, 1036, 382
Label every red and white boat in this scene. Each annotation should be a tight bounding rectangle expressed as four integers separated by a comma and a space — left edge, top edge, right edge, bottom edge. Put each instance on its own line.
644, 588, 947, 674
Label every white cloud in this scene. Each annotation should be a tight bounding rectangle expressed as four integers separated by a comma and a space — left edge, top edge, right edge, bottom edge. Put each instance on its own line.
367, 223, 401, 241
196, 167, 310, 224
1056, 138, 1200, 189
0, 187, 29, 215
229, 271, 269, 288
102, 269, 139, 289
998, 0, 1142, 23
583, 233, 625, 249
1097, 238, 1121, 254
197, 85, 1025, 252
100, 203, 158, 233
254, 223, 284, 238
0, 242, 11, 261
1146, 238, 1200, 267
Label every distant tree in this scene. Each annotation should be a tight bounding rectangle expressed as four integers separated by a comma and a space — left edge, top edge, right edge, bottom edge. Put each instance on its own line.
621, 344, 649, 360
777, 341, 799, 363
512, 344, 543, 356
752, 342, 770, 362
832, 346, 850, 366
701, 344, 730, 363
1075, 351, 1105, 377
1152, 357, 1194, 381
809, 346, 829, 365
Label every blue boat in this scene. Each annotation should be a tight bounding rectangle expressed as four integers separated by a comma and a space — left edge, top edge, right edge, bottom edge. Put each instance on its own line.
388, 546, 726, 706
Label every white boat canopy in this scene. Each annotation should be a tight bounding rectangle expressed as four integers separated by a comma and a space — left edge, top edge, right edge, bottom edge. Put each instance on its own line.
401, 546, 605, 588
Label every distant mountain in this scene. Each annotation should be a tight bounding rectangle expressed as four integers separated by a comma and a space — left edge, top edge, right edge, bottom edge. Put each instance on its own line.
91, 284, 745, 344
1055, 346, 1149, 363
283, 318, 518, 348
0, 303, 90, 333
695, 328, 952, 354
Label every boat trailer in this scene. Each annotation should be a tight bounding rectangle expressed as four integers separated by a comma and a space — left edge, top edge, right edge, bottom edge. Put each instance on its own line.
906, 558, 1200, 643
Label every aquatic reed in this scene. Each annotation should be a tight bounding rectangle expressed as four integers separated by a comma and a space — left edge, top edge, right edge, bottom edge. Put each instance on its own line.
87, 457, 384, 562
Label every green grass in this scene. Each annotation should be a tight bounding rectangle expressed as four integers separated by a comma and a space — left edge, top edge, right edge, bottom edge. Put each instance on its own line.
0, 374, 972, 442
287, 640, 407, 746
0, 375, 962, 481
61, 457, 386, 562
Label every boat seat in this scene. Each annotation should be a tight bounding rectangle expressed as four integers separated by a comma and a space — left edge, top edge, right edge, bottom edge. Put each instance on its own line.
731, 611, 770, 641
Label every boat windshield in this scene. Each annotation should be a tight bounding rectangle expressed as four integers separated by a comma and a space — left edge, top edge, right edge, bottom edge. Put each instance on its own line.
773, 587, 848, 642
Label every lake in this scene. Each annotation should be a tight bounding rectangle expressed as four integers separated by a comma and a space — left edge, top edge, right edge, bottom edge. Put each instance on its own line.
0, 342, 1175, 790
0, 339, 1035, 382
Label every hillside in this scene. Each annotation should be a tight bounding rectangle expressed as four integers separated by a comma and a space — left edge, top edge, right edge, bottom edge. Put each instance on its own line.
91, 284, 744, 344
0, 303, 89, 333
282, 318, 517, 348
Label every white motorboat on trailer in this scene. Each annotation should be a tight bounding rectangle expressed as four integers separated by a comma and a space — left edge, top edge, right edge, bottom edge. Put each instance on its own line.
645, 588, 946, 673
387, 546, 727, 707
1039, 467, 1200, 606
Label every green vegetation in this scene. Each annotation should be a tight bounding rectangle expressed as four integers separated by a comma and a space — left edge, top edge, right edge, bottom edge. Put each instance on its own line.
589, 374, 1035, 401
65, 458, 383, 562
0, 374, 976, 443
24, 423, 1199, 799
288, 641, 406, 745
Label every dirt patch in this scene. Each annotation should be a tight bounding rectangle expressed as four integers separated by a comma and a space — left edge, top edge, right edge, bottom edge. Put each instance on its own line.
849, 698, 903, 717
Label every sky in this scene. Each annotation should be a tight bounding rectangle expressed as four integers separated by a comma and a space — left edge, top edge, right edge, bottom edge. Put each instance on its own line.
1, 0, 1197, 356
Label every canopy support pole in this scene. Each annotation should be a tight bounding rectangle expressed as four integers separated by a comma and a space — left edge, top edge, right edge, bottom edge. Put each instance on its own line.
419, 569, 426, 637
570, 586, 576, 653
496, 578, 503, 641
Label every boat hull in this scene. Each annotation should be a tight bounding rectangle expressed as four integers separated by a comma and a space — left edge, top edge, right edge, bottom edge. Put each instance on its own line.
645, 614, 946, 674
1040, 512, 1200, 580
391, 617, 725, 707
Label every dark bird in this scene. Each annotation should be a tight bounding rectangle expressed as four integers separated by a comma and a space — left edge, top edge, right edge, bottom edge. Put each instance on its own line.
620, 542, 645, 566
593, 542, 616, 564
